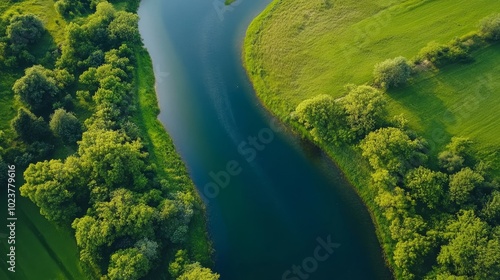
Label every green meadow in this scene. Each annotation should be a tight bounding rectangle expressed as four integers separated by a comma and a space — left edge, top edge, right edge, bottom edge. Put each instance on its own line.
245, 0, 500, 172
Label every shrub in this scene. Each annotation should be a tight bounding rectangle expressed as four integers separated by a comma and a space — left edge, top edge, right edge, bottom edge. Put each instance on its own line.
11, 108, 51, 143
373, 56, 412, 89
294, 94, 354, 146
416, 40, 471, 67
49, 109, 83, 145
6, 14, 45, 51
479, 13, 500, 41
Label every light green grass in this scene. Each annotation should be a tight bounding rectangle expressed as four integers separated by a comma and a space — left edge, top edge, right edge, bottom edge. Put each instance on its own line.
245, 0, 500, 277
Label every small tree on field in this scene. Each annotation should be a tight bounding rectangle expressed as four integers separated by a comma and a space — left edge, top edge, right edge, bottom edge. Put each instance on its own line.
374, 56, 412, 89
479, 13, 500, 41
341, 85, 386, 136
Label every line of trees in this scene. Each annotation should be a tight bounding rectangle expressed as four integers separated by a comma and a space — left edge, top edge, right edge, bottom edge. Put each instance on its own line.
294, 13, 500, 280
0, 1, 217, 280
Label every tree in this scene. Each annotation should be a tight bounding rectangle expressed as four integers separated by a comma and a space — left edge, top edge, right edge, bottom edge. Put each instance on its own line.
107, 248, 150, 280
374, 56, 412, 89
157, 192, 194, 244
404, 167, 448, 209
20, 157, 84, 224
49, 109, 82, 144
178, 263, 220, 280
479, 13, 500, 41
360, 127, 426, 175
11, 108, 51, 143
294, 94, 353, 146
78, 129, 148, 193
437, 210, 493, 277
449, 167, 484, 204
438, 137, 472, 173
108, 11, 140, 43
482, 191, 500, 224
12, 65, 59, 115
7, 14, 45, 51
341, 85, 386, 136
375, 187, 415, 221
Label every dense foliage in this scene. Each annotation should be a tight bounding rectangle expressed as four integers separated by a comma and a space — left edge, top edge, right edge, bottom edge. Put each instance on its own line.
0, 1, 213, 279
373, 56, 412, 89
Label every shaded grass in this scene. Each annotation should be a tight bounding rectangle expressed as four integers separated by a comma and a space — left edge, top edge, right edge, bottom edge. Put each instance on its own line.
245, 0, 500, 277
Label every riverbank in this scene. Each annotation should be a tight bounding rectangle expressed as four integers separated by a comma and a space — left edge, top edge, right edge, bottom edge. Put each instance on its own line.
244, 0, 500, 278
132, 45, 213, 268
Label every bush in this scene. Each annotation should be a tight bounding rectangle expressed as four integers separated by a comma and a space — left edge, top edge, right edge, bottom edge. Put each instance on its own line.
7, 14, 45, 51
11, 108, 52, 143
416, 41, 471, 67
294, 94, 354, 146
479, 13, 500, 41
49, 109, 83, 145
373, 56, 412, 89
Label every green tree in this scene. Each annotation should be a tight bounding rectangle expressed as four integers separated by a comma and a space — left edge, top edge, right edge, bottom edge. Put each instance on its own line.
108, 11, 139, 43
12, 65, 59, 115
341, 85, 386, 136
374, 56, 412, 89
107, 248, 150, 280
404, 167, 448, 209
482, 191, 500, 224
178, 263, 220, 280
49, 109, 82, 144
449, 167, 484, 204
20, 157, 84, 224
360, 127, 426, 175
7, 14, 45, 51
294, 94, 353, 146
437, 210, 498, 278
78, 129, 148, 193
479, 13, 500, 41
11, 108, 51, 143
438, 137, 472, 173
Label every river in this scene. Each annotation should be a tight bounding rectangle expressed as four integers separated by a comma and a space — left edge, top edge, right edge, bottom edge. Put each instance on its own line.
138, 0, 392, 279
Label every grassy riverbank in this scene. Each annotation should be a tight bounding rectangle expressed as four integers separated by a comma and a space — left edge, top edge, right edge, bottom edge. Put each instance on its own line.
245, 0, 500, 278
0, 0, 212, 279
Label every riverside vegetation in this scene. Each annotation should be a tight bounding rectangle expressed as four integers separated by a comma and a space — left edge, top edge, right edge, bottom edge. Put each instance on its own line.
0, 0, 217, 279
245, 0, 500, 279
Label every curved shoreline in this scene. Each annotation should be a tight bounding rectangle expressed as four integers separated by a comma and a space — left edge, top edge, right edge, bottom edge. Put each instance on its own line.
242, 0, 396, 277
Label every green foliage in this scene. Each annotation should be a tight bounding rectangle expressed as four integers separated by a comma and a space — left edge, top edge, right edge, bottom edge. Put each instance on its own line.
449, 167, 484, 205
106, 248, 150, 280
20, 157, 85, 224
415, 40, 471, 67
437, 210, 500, 279
404, 167, 448, 209
108, 11, 139, 43
78, 128, 148, 195
178, 263, 220, 280
341, 85, 386, 136
7, 13, 45, 52
11, 107, 51, 143
479, 13, 500, 40
360, 127, 426, 175
438, 137, 473, 173
373, 56, 412, 89
12, 65, 59, 116
294, 94, 353, 146
49, 109, 82, 144
482, 191, 500, 224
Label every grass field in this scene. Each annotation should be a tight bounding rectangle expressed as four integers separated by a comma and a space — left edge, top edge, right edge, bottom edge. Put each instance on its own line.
245, 0, 500, 276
